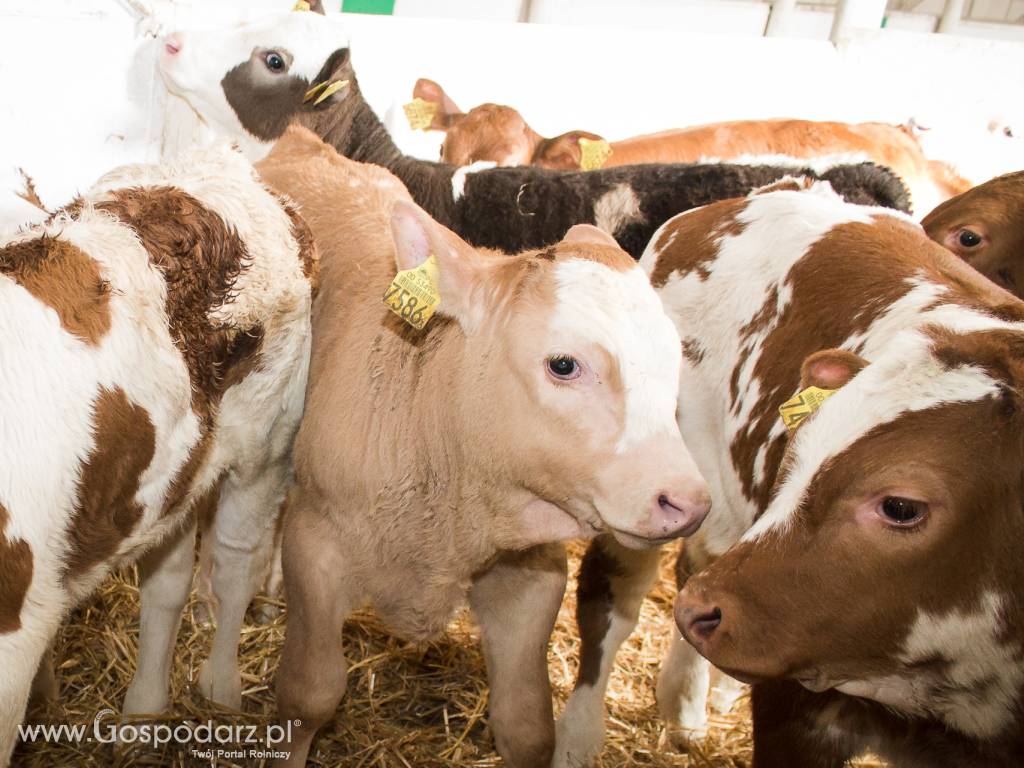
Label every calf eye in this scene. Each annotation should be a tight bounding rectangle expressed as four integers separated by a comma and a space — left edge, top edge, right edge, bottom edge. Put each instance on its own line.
264, 52, 286, 72
1005, 126, 1015, 138
958, 229, 982, 248
546, 355, 581, 381
879, 496, 927, 526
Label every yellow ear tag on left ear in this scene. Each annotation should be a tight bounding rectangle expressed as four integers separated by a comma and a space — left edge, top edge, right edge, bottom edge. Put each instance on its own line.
293, 0, 311, 11
578, 137, 613, 170
403, 98, 438, 130
304, 79, 349, 105
779, 386, 838, 432
383, 254, 441, 330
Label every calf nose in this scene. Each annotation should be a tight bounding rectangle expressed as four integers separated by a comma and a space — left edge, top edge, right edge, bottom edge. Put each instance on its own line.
676, 582, 723, 651
681, 605, 722, 639
164, 33, 184, 56
651, 484, 711, 539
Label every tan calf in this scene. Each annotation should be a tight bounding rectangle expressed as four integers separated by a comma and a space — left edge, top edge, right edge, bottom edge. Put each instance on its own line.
414, 78, 970, 216
255, 126, 710, 767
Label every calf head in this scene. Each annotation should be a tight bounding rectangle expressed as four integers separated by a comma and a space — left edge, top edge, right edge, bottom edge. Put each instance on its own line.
160, 7, 354, 158
439, 103, 542, 167
677, 332, 1024, 738
922, 172, 1024, 299
386, 199, 710, 549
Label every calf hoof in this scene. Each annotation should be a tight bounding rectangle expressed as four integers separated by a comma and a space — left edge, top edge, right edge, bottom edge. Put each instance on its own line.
658, 723, 709, 753
122, 683, 170, 718
552, 709, 603, 768
197, 663, 242, 710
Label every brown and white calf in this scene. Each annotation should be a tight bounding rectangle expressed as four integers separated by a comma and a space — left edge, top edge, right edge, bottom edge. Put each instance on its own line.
254, 125, 710, 767
923, 170, 1024, 300
0, 146, 315, 765
414, 78, 969, 218
158, 8, 910, 261
611, 178, 1023, 767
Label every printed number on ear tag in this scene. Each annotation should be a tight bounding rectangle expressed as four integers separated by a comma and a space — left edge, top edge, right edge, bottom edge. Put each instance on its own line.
578, 138, 613, 170
383, 254, 441, 330
403, 98, 438, 131
779, 386, 837, 432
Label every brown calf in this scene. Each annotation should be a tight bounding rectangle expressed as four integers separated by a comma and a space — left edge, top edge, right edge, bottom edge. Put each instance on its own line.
923, 170, 1024, 299
633, 179, 1024, 767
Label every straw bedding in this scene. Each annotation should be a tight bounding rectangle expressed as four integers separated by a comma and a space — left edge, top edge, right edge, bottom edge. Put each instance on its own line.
13, 543, 885, 767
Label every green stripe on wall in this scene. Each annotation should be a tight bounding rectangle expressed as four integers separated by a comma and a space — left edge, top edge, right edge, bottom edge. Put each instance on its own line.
341, 0, 395, 14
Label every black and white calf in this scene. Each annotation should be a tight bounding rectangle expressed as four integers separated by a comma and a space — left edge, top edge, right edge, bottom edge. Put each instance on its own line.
159, 8, 911, 259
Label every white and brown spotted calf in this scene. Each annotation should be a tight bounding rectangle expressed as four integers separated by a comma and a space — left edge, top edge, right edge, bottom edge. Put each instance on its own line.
628, 178, 1024, 767
0, 146, 316, 766
255, 126, 711, 768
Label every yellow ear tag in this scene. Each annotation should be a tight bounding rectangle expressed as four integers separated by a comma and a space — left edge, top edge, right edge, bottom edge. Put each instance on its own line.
403, 98, 438, 131
304, 79, 348, 105
578, 137, 613, 170
383, 254, 441, 330
292, 0, 311, 11
779, 386, 838, 432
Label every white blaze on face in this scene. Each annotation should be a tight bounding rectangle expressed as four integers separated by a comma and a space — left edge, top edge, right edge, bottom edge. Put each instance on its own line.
550, 260, 682, 452
744, 321, 1003, 542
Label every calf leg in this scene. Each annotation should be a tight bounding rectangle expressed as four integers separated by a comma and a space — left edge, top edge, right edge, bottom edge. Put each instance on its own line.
708, 666, 746, 715
122, 520, 197, 715
198, 467, 286, 709
656, 632, 712, 741
1, 604, 63, 767
469, 543, 567, 768
751, 680, 854, 768
553, 536, 662, 768
27, 642, 58, 712
274, 491, 353, 768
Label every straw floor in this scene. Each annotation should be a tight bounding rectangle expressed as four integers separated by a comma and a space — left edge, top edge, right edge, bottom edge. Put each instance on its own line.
14, 543, 885, 768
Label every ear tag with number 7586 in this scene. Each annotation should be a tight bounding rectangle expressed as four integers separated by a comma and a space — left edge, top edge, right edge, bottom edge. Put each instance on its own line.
383, 255, 441, 330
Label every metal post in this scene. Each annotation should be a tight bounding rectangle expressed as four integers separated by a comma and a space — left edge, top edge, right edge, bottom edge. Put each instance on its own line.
831, 0, 887, 43
938, 0, 965, 33
766, 0, 798, 37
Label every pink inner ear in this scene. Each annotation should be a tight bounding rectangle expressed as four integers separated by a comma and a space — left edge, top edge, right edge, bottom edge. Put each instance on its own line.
390, 203, 433, 272
562, 224, 618, 248
806, 357, 861, 389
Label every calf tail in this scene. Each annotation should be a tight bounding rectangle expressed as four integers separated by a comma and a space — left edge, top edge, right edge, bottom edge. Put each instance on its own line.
820, 162, 912, 214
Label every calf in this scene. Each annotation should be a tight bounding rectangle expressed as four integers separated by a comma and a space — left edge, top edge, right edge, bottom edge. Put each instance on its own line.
624, 178, 1023, 767
158, 8, 910, 261
413, 78, 969, 218
255, 125, 710, 767
0, 145, 316, 765
922, 171, 1024, 299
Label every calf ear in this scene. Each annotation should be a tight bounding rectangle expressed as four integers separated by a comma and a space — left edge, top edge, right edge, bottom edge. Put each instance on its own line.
412, 78, 464, 130
562, 224, 619, 248
800, 349, 868, 390
389, 199, 488, 330
303, 48, 352, 110
309, 0, 326, 13
534, 132, 586, 170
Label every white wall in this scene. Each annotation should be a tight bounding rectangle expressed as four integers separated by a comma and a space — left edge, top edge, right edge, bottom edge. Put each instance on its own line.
1, 0, 1023, 233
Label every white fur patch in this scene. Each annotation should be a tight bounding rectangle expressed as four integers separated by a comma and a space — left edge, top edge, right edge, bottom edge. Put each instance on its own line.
450, 160, 497, 201
551, 262, 681, 452
836, 592, 1024, 738
592, 183, 643, 236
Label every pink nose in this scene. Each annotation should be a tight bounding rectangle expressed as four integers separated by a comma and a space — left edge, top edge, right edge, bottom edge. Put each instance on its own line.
164, 33, 183, 56
651, 487, 711, 539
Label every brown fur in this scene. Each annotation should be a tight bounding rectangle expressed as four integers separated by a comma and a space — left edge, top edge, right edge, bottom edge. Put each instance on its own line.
92, 187, 251, 425
63, 387, 157, 579
276, 196, 320, 295
922, 171, 1024, 299
0, 503, 33, 634
0, 237, 111, 346
648, 198, 750, 288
